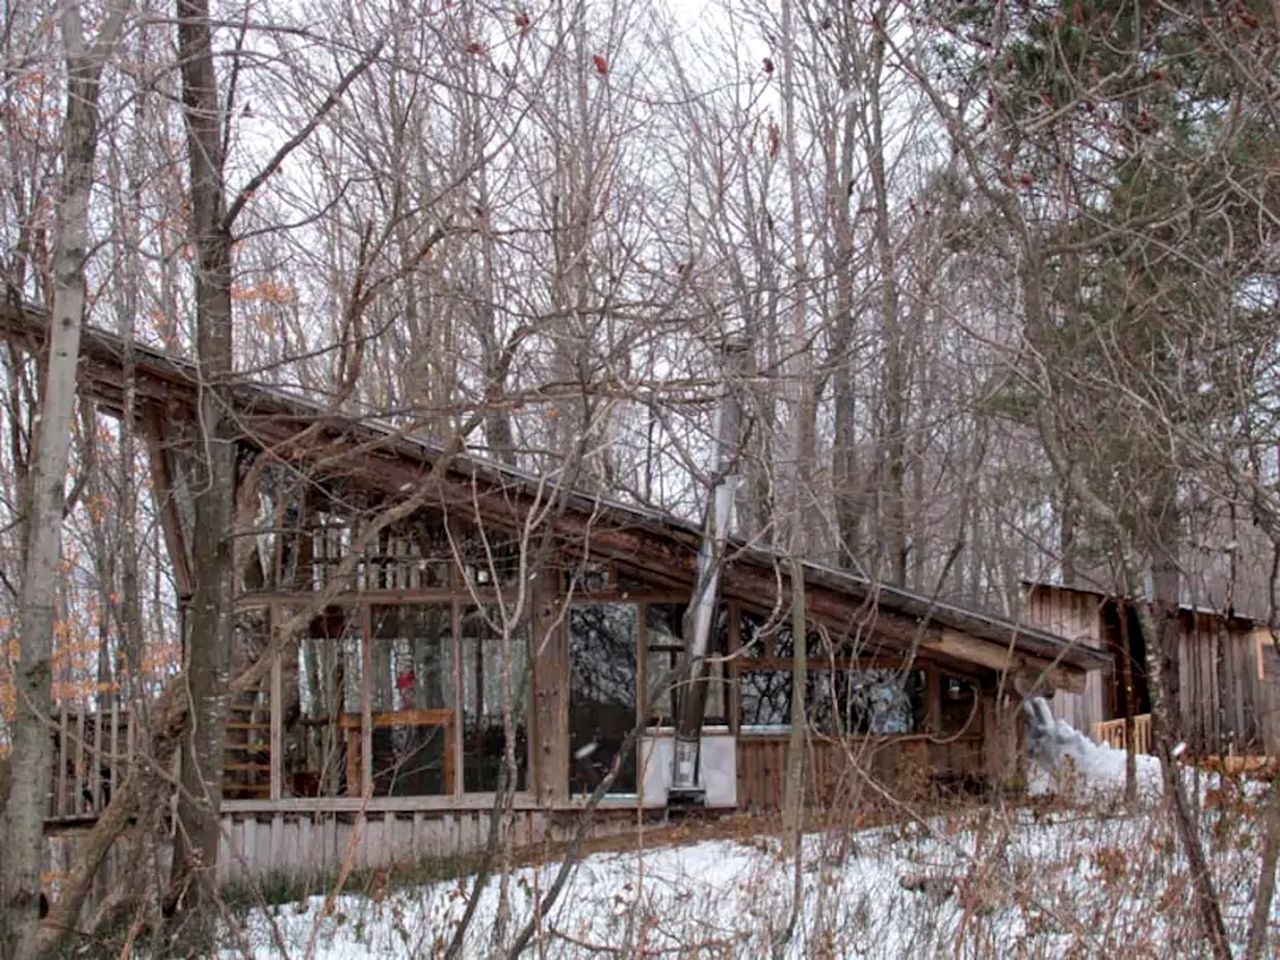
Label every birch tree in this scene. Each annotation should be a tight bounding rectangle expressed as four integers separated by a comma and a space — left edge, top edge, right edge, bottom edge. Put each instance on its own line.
0, 3, 128, 956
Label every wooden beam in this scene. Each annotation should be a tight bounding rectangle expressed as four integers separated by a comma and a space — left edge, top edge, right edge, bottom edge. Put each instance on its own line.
924, 628, 1087, 694
269, 646, 282, 802
926, 664, 941, 734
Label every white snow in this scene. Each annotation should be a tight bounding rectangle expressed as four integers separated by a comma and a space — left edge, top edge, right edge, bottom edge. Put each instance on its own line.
220, 801, 1275, 959
1022, 696, 1163, 797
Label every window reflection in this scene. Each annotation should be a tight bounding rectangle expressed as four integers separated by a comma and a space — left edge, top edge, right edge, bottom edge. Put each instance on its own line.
287, 606, 361, 797
569, 604, 638, 794
939, 673, 979, 735
740, 668, 929, 734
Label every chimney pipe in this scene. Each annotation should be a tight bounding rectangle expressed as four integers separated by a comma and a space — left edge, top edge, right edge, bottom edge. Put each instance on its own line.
670, 334, 748, 797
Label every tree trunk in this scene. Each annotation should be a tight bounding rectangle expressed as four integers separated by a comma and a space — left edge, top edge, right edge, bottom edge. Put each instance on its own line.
1246, 776, 1280, 960
866, 10, 907, 587
0, 5, 123, 955
1118, 602, 1137, 807
777, 0, 810, 917
168, 0, 236, 920
1132, 563, 1232, 960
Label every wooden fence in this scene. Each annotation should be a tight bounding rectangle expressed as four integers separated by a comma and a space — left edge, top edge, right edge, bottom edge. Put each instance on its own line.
1091, 714, 1153, 756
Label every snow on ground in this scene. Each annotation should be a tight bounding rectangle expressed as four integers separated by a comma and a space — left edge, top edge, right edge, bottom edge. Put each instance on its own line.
1023, 696, 1164, 797
220, 711, 1274, 959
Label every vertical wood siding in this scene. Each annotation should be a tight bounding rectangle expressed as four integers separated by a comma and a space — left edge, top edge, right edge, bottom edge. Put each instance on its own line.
1023, 585, 1277, 754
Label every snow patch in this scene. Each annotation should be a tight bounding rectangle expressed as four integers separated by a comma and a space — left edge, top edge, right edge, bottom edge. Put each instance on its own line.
1022, 696, 1161, 796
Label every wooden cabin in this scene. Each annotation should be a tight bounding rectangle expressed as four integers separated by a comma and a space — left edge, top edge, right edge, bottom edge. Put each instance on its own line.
1021, 581, 1280, 756
0, 303, 1111, 883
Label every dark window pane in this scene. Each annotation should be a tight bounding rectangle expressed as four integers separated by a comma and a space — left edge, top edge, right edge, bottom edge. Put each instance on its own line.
461, 607, 530, 792
772, 625, 824, 661
739, 613, 775, 658
568, 562, 613, 593
739, 666, 928, 735
940, 674, 979, 735
837, 668, 927, 735
738, 669, 793, 727
774, 628, 796, 661
646, 603, 683, 724
569, 604, 637, 793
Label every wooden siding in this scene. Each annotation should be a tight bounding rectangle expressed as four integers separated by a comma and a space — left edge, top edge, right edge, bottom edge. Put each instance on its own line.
735, 734, 983, 812
1021, 586, 1107, 730
1177, 612, 1266, 754
46, 807, 661, 893
1023, 585, 1280, 755
1263, 647, 1280, 753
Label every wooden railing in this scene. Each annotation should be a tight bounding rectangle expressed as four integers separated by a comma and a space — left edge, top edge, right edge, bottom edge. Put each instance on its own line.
1091, 714, 1153, 755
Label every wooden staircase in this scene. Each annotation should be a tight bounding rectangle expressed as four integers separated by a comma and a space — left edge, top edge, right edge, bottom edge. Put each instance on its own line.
224, 686, 271, 799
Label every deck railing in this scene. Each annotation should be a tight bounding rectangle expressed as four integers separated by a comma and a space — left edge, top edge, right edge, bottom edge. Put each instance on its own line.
1091, 714, 1153, 755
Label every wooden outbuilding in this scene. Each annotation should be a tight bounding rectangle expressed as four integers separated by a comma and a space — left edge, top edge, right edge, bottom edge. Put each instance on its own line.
1021, 581, 1280, 756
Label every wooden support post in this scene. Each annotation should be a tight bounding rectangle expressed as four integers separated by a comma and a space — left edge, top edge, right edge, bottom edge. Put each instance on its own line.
926, 665, 942, 735
91, 687, 103, 811
531, 563, 568, 804
109, 696, 119, 804
57, 701, 68, 817
270, 639, 282, 802
727, 600, 741, 734
452, 598, 464, 798
361, 604, 373, 798
75, 705, 86, 815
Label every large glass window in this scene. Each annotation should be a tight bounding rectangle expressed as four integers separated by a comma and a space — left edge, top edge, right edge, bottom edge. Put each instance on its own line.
569, 604, 638, 794
461, 607, 530, 792
286, 606, 362, 797
366, 605, 454, 796
817, 668, 927, 735
737, 667, 926, 734
738, 668, 794, 728
275, 598, 535, 800
734, 610, 928, 736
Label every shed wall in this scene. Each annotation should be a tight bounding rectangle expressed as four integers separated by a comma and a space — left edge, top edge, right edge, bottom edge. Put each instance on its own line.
1021, 587, 1108, 731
